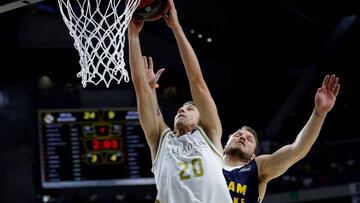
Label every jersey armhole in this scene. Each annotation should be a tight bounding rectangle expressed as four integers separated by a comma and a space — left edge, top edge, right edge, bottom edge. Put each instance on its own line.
196, 126, 224, 160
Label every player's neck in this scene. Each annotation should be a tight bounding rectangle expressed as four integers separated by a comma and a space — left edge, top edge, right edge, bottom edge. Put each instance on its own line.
224, 154, 250, 167
175, 127, 195, 137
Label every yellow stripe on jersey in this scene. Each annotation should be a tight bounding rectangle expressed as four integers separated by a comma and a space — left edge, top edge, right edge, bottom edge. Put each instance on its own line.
152, 128, 172, 167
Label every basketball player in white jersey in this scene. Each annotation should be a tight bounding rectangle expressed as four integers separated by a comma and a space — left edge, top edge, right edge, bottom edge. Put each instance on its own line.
223, 74, 340, 203
127, 0, 232, 202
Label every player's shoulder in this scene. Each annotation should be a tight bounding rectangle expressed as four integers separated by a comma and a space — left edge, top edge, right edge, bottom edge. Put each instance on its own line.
255, 154, 271, 166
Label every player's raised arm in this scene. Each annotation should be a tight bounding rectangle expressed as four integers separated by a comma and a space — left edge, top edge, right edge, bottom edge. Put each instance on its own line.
128, 18, 168, 161
257, 74, 340, 181
163, 0, 222, 152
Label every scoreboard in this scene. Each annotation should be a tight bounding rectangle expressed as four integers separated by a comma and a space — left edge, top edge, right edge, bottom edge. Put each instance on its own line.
38, 108, 155, 188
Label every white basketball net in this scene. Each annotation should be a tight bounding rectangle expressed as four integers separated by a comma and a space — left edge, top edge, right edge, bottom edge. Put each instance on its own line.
58, 0, 140, 88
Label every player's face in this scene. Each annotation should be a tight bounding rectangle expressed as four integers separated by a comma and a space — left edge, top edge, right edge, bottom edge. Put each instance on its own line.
225, 129, 256, 160
174, 104, 200, 130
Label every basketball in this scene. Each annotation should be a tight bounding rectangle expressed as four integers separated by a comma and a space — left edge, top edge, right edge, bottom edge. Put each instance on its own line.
133, 0, 170, 21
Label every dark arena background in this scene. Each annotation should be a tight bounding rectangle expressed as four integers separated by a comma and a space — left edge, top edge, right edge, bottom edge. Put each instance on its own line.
0, 0, 359, 202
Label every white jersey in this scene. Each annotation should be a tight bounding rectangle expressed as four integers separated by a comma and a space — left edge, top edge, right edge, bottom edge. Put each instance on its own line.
152, 126, 232, 203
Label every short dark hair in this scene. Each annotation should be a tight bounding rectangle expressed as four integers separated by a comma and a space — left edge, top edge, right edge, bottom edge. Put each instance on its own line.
183, 101, 196, 107
240, 125, 259, 145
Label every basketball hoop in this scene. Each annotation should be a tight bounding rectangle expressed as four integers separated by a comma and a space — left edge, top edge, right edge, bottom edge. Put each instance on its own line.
57, 0, 140, 88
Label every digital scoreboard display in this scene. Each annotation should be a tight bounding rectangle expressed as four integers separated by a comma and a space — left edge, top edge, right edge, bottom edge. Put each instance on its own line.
38, 108, 155, 189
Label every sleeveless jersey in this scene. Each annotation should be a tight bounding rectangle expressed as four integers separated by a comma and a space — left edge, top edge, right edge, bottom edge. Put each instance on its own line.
223, 159, 259, 203
152, 126, 232, 203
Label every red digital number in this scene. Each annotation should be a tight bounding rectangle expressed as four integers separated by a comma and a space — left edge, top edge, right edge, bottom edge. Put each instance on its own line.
92, 140, 101, 150
99, 127, 105, 134
92, 139, 118, 150
103, 140, 111, 149
111, 140, 118, 150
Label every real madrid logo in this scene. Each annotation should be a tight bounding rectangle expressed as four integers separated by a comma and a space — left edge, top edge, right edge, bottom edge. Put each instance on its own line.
44, 114, 54, 124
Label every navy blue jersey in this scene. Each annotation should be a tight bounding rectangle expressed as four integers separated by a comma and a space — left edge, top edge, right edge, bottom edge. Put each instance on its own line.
223, 159, 259, 203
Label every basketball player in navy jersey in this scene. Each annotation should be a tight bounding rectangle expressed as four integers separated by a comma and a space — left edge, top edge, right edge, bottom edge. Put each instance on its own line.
223, 74, 340, 203
127, 0, 232, 201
